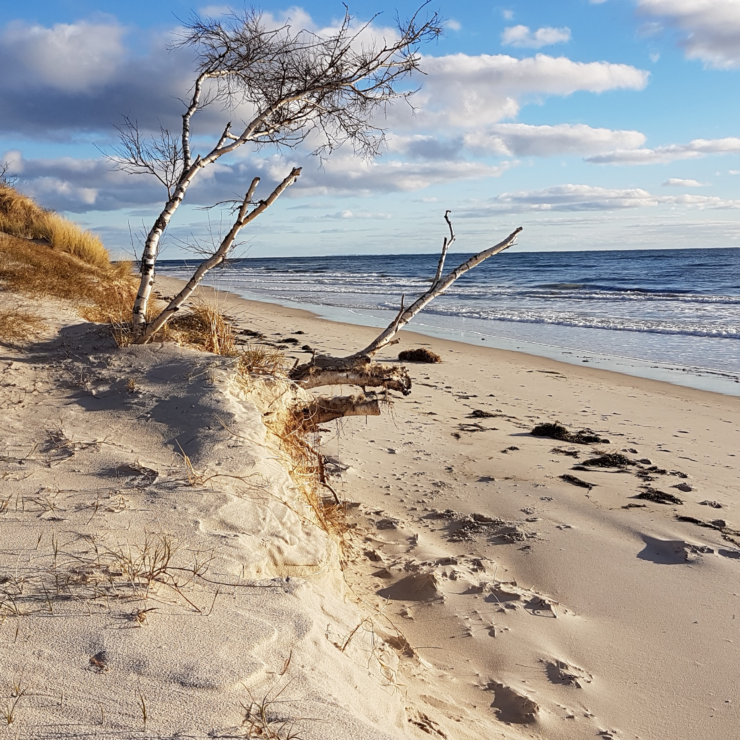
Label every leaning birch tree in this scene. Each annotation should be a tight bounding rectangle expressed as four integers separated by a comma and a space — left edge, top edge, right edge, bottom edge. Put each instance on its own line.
116, 5, 443, 342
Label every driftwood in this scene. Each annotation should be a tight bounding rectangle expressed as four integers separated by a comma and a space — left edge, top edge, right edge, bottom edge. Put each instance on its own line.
290, 219, 522, 409
290, 354, 412, 395
297, 394, 382, 426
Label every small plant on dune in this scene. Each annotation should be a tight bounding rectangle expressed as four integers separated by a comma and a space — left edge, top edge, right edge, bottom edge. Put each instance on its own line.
2, 681, 27, 726
136, 685, 148, 729
238, 344, 291, 378
159, 303, 237, 355
241, 680, 305, 739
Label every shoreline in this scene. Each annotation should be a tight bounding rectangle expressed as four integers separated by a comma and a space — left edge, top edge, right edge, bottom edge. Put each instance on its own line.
157, 273, 740, 398
158, 274, 740, 404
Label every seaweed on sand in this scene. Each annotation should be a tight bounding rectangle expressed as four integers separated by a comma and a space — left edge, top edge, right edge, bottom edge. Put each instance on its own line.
635, 488, 683, 505
580, 453, 635, 468
531, 422, 609, 445
398, 348, 441, 363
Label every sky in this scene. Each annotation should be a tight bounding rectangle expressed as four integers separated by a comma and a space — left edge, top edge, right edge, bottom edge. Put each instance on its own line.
2, 0, 740, 259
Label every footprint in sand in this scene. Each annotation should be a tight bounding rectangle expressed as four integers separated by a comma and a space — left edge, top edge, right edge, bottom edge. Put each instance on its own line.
637, 535, 712, 564
377, 571, 442, 601
545, 658, 593, 688
485, 681, 539, 724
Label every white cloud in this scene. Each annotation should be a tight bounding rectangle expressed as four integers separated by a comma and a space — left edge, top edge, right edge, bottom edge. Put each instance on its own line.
503, 10, 515, 20
463, 123, 645, 157
325, 210, 392, 220
295, 156, 511, 197
662, 178, 706, 187
501, 25, 571, 49
638, 0, 740, 68
446, 19, 462, 32
459, 183, 740, 215
410, 53, 649, 128
586, 137, 740, 165
7, 148, 511, 212
0, 19, 126, 93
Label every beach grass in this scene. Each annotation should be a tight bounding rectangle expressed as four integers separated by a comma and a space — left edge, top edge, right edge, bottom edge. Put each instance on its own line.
0, 231, 135, 323
0, 307, 46, 345
0, 184, 111, 269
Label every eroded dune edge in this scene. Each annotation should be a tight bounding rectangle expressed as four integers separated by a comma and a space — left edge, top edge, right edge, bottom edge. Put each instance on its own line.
1, 280, 739, 740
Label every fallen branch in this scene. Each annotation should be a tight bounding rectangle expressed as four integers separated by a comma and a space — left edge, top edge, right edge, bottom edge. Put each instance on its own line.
289, 215, 522, 400
296, 394, 382, 426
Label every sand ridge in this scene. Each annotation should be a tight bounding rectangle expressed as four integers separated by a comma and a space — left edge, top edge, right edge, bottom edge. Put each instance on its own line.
0, 293, 430, 739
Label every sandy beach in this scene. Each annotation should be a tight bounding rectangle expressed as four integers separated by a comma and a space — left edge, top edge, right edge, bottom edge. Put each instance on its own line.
1, 275, 738, 739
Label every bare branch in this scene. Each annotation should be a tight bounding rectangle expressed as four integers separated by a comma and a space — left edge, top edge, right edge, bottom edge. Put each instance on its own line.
298, 394, 382, 426
433, 210, 454, 286
111, 117, 183, 197
0, 162, 17, 186
289, 215, 523, 399
354, 219, 522, 358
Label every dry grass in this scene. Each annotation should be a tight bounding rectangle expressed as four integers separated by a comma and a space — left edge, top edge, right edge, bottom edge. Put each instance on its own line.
0, 231, 136, 324
0, 531, 209, 618
160, 303, 238, 355
0, 307, 46, 345
241, 681, 305, 739
0, 184, 111, 269
238, 344, 292, 377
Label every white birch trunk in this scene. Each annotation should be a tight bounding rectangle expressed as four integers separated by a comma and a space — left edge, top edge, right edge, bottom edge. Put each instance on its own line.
139, 168, 301, 343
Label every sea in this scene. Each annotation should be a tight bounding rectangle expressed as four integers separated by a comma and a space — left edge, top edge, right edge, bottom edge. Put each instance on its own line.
158, 247, 740, 396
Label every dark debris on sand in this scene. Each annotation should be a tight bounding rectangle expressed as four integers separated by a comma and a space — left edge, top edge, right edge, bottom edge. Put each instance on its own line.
560, 474, 594, 489
468, 409, 497, 419
551, 447, 580, 458
635, 488, 683, 505
531, 422, 609, 445
398, 348, 441, 363
580, 453, 635, 468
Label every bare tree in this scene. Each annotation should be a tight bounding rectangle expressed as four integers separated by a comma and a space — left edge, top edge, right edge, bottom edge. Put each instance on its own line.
0, 162, 17, 187
115, 5, 443, 342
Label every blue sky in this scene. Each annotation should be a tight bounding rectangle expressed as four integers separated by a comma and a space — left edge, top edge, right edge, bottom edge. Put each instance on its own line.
2, 0, 740, 258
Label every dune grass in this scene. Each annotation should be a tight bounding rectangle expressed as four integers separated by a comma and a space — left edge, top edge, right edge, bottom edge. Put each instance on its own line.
0, 231, 136, 323
0, 184, 136, 324
0, 307, 46, 346
0, 184, 111, 269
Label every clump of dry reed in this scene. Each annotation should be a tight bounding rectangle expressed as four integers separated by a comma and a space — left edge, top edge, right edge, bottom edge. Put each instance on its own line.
0, 184, 110, 269
159, 304, 238, 355
261, 398, 348, 541
0, 307, 46, 345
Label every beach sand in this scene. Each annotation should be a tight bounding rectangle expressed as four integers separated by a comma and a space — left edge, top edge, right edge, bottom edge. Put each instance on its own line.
1, 277, 738, 739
